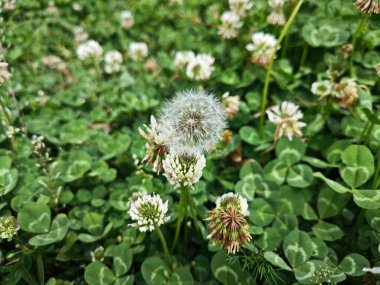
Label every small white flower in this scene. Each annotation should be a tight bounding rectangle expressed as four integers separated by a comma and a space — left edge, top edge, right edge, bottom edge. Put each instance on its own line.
76, 40, 103, 61
0, 216, 20, 241
4, 0, 16, 10
267, 0, 286, 25
174, 51, 195, 69
120, 10, 134, 29
104, 50, 123, 74
128, 42, 148, 61
218, 11, 243, 39
229, 0, 253, 17
215, 192, 249, 216
363, 267, 380, 274
246, 32, 278, 67
0, 62, 11, 84
311, 80, 332, 97
74, 26, 89, 43
186, 53, 215, 81
268, 0, 286, 9
266, 101, 306, 141
163, 153, 206, 189
158, 89, 227, 155
90, 246, 105, 262
128, 194, 170, 232
222, 92, 240, 118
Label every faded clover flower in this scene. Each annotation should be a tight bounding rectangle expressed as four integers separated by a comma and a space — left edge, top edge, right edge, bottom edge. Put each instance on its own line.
74, 26, 89, 43
331, 78, 358, 106
128, 42, 148, 61
218, 11, 243, 39
91, 246, 105, 262
206, 192, 251, 254
104, 50, 123, 74
311, 80, 333, 98
229, 0, 253, 17
174, 51, 195, 69
266, 101, 306, 141
31, 135, 45, 154
158, 89, 227, 155
355, 0, 380, 15
162, 153, 206, 189
186, 53, 215, 81
42, 55, 67, 72
76, 40, 103, 61
246, 32, 278, 68
222, 92, 240, 119
0, 61, 11, 84
0, 216, 20, 241
267, 0, 286, 26
376, 63, 380, 76
139, 115, 169, 173
4, 0, 16, 10
128, 193, 170, 232
120, 10, 135, 29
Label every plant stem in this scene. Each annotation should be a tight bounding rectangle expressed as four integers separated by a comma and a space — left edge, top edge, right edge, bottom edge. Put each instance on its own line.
155, 225, 173, 266
298, 42, 308, 70
259, 0, 304, 136
187, 189, 200, 235
171, 187, 188, 252
0, 95, 11, 126
350, 16, 367, 78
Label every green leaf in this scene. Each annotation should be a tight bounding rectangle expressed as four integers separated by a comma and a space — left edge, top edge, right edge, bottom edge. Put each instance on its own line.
312, 221, 344, 241
294, 260, 344, 285
0, 168, 18, 196
105, 244, 133, 277
84, 262, 116, 285
286, 164, 314, 188
18, 202, 51, 234
313, 172, 351, 193
109, 190, 130, 211
264, 160, 288, 185
317, 188, 350, 219
276, 137, 306, 166
264, 251, 292, 271
283, 230, 313, 268
167, 267, 194, 285
239, 126, 260, 145
82, 212, 104, 235
339, 253, 369, 276
365, 209, 380, 231
235, 179, 255, 201
352, 190, 380, 209
141, 256, 169, 285
256, 227, 282, 251
29, 214, 69, 246
248, 198, 274, 226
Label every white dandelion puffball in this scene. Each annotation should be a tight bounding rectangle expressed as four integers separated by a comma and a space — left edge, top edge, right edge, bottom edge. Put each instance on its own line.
76, 40, 103, 61
104, 50, 123, 74
229, 0, 253, 17
186, 53, 215, 81
174, 51, 195, 69
158, 89, 227, 155
246, 32, 278, 67
311, 80, 332, 97
128, 193, 169, 232
120, 10, 134, 29
128, 42, 148, 61
162, 153, 206, 189
215, 192, 249, 216
218, 11, 243, 39
266, 101, 306, 141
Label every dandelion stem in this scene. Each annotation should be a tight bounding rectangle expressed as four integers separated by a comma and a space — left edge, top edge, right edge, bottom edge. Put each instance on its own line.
259, 0, 304, 136
155, 225, 173, 266
350, 15, 367, 78
171, 188, 188, 252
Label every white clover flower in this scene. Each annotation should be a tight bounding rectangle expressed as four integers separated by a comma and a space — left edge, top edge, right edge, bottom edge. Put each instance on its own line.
74, 26, 89, 43
158, 89, 227, 155
267, 0, 286, 25
222, 92, 240, 118
268, 0, 286, 9
216, 192, 249, 216
76, 40, 103, 61
266, 101, 306, 141
0, 216, 20, 241
120, 10, 135, 29
42, 55, 67, 72
128, 194, 169, 232
186, 53, 215, 81
4, 0, 16, 10
104, 50, 123, 74
246, 32, 278, 67
311, 80, 332, 97
331, 78, 358, 106
0, 62, 11, 84
229, 0, 253, 17
128, 42, 148, 61
162, 153, 206, 189
174, 51, 195, 69
218, 11, 243, 39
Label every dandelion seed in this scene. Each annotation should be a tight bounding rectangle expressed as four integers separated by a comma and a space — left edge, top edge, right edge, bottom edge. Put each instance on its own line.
120, 10, 135, 29
104, 50, 123, 74
76, 40, 103, 61
218, 11, 243, 39
186, 54, 215, 81
0, 216, 20, 241
128, 42, 148, 61
246, 32, 279, 68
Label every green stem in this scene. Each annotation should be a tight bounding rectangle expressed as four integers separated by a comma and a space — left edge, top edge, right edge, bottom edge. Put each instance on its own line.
298, 42, 308, 70
155, 225, 173, 266
0, 95, 11, 126
371, 148, 380, 189
350, 16, 367, 78
259, 0, 304, 136
187, 189, 200, 235
171, 188, 188, 252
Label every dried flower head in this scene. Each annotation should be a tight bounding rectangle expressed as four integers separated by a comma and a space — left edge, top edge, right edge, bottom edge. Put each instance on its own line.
128, 42, 148, 61
266, 101, 306, 141
139, 115, 169, 173
186, 54, 215, 81
128, 193, 170, 232
144, 58, 158, 71
206, 193, 251, 254
74, 26, 89, 43
0, 216, 20, 241
76, 40, 103, 61
331, 78, 358, 106
174, 51, 195, 69
246, 32, 278, 67
120, 10, 135, 29
162, 153, 206, 189
355, 0, 380, 15
311, 80, 333, 98
158, 89, 227, 155
222, 92, 240, 119
104, 50, 123, 74
0, 62, 11, 84
42, 55, 68, 72
229, 0, 253, 17
267, 0, 286, 25
4, 0, 16, 10
218, 11, 243, 39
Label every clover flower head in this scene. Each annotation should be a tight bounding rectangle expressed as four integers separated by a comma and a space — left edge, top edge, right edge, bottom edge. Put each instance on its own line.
174, 51, 195, 69
218, 11, 243, 39
128, 194, 169, 232
0, 216, 20, 241
76, 40, 103, 61
268, 0, 286, 9
266, 101, 306, 141
206, 193, 251, 254
355, 0, 380, 15
186, 53, 215, 81
331, 78, 358, 106
311, 80, 333, 97
222, 92, 240, 119
104, 50, 123, 74
162, 153, 206, 189
158, 89, 227, 155
128, 42, 148, 61
0, 61, 11, 84
120, 10, 135, 29
246, 32, 278, 67
139, 115, 168, 173
229, 0, 253, 17
4, 0, 16, 10
74, 26, 89, 43
42, 55, 67, 72
267, 10, 286, 25
376, 63, 380, 77
91, 246, 105, 262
